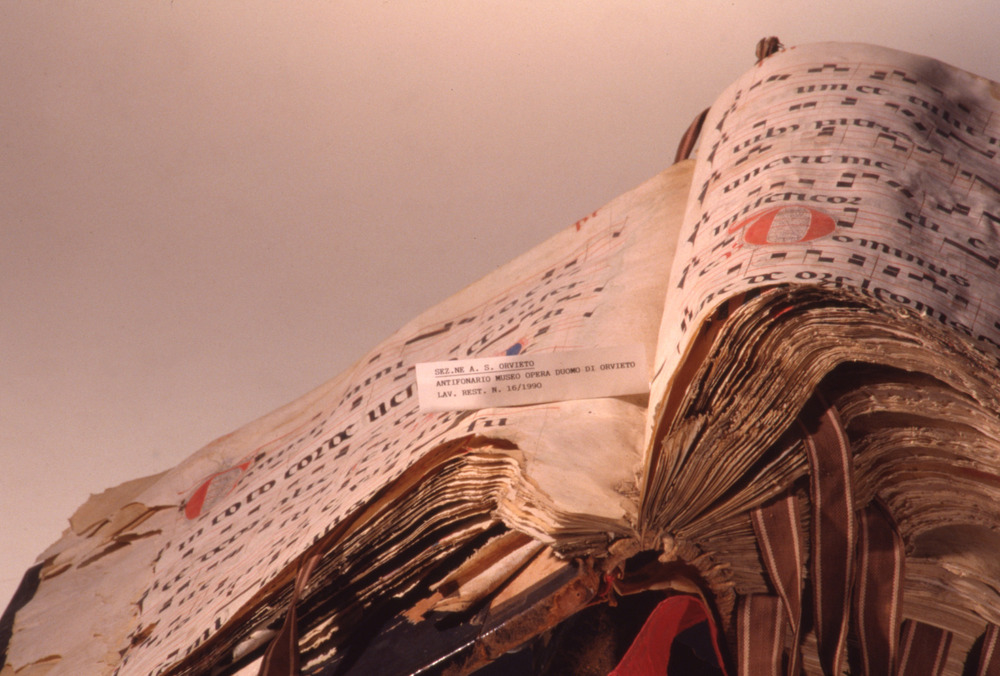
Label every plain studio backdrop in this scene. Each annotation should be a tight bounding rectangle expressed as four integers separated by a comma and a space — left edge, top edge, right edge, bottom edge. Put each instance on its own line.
3, 0, 999, 609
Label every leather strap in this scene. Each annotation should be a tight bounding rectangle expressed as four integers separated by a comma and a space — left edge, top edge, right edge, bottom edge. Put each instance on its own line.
674, 108, 710, 163
257, 552, 321, 676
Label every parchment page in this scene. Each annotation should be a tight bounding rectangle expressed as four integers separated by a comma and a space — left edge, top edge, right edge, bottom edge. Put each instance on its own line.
4, 163, 692, 676
649, 43, 1000, 435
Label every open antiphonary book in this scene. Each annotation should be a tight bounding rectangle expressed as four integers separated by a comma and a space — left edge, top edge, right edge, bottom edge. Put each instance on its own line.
5, 40, 1000, 676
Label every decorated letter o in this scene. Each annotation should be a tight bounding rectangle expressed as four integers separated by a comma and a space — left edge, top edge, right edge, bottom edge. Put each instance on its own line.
185, 461, 251, 520
729, 206, 836, 245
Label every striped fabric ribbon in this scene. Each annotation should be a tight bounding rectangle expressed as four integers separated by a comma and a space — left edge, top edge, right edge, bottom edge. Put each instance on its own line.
736, 594, 786, 676
853, 499, 904, 676
740, 393, 1000, 676
798, 394, 856, 675
751, 493, 804, 676
897, 620, 952, 675
745, 394, 911, 675
976, 624, 1000, 676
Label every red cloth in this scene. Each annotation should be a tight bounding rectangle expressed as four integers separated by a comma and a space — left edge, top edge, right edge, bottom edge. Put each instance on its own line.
609, 595, 727, 676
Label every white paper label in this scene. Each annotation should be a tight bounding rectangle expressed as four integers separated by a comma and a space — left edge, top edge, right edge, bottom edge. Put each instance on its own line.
416, 345, 648, 412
